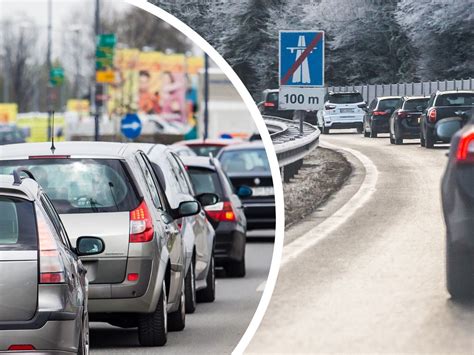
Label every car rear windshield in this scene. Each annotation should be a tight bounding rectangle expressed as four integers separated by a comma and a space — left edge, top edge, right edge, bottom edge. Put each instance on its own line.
219, 149, 270, 174
403, 98, 429, 111
378, 99, 400, 111
0, 159, 140, 214
0, 128, 24, 145
266, 92, 279, 103
189, 145, 224, 157
0, 196, 37, 250
328, 93, 363, 104
186, 167, 224, 199
436, 93, 474, 106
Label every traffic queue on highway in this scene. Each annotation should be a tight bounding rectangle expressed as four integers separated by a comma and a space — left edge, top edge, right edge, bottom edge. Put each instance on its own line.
0, 138, 275, 353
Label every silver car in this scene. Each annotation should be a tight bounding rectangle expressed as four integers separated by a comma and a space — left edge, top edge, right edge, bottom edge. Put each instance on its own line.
0, 170, 104, 354
0, 142, 200, 346
135, 144, 217, 311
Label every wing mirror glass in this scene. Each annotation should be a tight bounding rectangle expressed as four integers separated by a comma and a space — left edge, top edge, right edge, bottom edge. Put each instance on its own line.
196, 193, 219, 207
237, 185, 253, 198
177, 200, 200, 218
76, 237, 105, 256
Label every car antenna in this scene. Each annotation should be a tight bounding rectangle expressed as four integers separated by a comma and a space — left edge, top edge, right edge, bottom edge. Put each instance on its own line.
50, 110, 56, 154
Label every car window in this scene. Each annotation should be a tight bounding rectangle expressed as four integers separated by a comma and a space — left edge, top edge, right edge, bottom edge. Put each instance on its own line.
187, 167, 224, 199
219, 149, 270, 174
0, 196, 37, 250
266, 92, 279, 103
369, 99, 377, 110
377, 99, 400, 111
170, 153, 195, 195
435, 93, 474, 106
40, 194, 70, 248
189, 145, 224, 157
328, 93, 363, 104
404, 98, 430, 111
136, 153, 164, 210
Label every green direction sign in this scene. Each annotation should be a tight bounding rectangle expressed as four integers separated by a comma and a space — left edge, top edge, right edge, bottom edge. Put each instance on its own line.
97, 33, 117, 48
50, 67, 64, 86
96, 33, 116, 70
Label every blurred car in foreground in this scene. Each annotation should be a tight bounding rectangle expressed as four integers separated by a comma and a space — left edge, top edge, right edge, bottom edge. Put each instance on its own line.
0, 142, 201, 346
0, 125, 26, 145
389, 96, 429, 144
217, 142, 275, 237
182, 156, 249, 277
439, 115, 474, 299
317, 91, 366, 134
173, 138, 242, 157
420, 90, 474, 148
0, 171, 104, 354
363, 96, 401, 138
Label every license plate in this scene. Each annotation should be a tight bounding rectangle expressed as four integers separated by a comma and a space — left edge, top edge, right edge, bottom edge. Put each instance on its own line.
340, 108, 354, 113
252, 187, 274, 196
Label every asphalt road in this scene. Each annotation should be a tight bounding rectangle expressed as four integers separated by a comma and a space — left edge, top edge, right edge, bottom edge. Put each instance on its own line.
247, 131, 474, 354
90, 240, 273, 354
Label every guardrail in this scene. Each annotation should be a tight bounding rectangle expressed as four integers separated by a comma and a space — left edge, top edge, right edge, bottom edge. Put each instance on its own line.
264, 115, 320, 181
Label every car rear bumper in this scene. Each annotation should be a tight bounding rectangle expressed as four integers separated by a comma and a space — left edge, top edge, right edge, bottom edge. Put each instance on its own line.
214, 223, 246, 263
372, 118, 390, 132
243, 201, 276, 230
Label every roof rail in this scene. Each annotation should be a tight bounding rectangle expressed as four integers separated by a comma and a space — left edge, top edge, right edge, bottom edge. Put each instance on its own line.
11, 168, 37, 186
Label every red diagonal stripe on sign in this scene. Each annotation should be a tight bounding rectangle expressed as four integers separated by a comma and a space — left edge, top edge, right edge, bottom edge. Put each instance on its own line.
281, 32, 323, 85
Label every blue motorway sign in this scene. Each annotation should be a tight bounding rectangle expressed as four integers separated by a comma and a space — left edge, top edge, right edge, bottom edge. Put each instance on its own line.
279, 31, 324, 87
121, 113, 142, 139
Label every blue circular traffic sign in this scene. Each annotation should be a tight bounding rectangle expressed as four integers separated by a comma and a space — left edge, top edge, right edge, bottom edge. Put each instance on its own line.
121, 113, 142, 139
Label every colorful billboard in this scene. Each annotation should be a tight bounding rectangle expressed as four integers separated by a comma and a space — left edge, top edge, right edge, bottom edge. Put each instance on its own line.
0, 104, 18, 123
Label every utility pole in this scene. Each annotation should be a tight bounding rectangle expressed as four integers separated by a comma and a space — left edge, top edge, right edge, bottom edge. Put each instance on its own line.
203, 53, 209, 141
46, 0, 52, 140
94, 0, 101, 141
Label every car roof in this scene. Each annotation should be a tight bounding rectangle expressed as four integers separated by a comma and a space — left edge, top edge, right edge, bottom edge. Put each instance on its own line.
0, 141, 134, 160
403, 96, 429, 100
218, 141, 264, 152
173, 138, 242, 146
328, 91, 361, 95
180, 156, 217, 170
436, 90, 474, 95
377, 96, 402, 100
0, 174, 40, 201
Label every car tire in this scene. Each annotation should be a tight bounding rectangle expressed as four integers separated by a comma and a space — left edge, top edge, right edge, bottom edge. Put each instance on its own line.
77, 311, 89, 355
425, 128, 435, 148
226, 256, 246, 278
363, 124, 370, 137
184, 260, 197, 314
138, 281, 167, 347
446, 240, 474, 300
168, 277, 186, 331
356, 126, 363, 134
197, 253, 216, 303
322, 126, 330, 134
369, 125, 378, 138
420, 129, 426, 147
389, 135, 395, 144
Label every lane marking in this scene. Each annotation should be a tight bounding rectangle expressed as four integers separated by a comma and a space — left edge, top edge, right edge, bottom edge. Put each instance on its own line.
256, 281, 266, 293
280, 142, 379, 267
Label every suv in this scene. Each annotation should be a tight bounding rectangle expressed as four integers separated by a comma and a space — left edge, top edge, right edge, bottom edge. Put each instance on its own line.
389, 96, 430, 145
363, 96, 401, 138
0, 142, 200, 346
0, 171, 104, 354
258, 89, 294, 120
317, 91, 366, 134
419, 90, 474, 148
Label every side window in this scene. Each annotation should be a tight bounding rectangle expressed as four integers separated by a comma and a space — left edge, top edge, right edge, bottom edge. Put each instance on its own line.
169, 153, 193, 195
369, 99, 377, 111
172, 154, 196, 195
136, 153, 163, 210
39, 195, 70, 248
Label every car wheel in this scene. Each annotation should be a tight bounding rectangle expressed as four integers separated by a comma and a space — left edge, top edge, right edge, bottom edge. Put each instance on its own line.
197, 253, 215, 303
322, 124, 330, 134
420, 129, 426, 147
168, 276, 186, 331
394, 123, 403, 144
389, 134, 395, 144
184, 260, 196, 313
425, 128, 435, 148
369, 125, 378, 138
77, 311, 89, 355
363, 123, 370, 137
356, 126, 363, 134
225, 256, 246, 278
446, 240, 474, 299
138, 280, 167, 346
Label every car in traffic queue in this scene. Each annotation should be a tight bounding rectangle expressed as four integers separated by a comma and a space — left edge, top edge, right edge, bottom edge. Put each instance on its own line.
173, 138, 243, 157
0, 170, 105, 354
317, 91, 366, 134
258, 89, 295, 120
363, 96, 401, 138
169, 144, 197, 158
419, 90, 474, 148
389, 96, 430, 144
0, 125, 26, 145
217, 141, 275, 237
0, 142, 202, 346
132, 143, 217, 312
438, 114, 474, 299
182, 156, 249, 277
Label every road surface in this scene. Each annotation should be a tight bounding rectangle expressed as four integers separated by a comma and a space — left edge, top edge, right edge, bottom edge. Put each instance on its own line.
247, 131, 474, 354
90, 240, 273, 354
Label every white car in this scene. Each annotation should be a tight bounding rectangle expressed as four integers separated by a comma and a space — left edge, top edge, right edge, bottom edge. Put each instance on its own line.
317, 92, 367, 134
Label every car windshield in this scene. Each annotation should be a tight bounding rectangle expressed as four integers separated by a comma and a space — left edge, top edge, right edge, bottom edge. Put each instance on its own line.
378, 99, 400, 111
0, 159, 140, 214
0, 196, 37, 250
219, 148, 270, 174
436, 93, 474, 106
404, 98, 429, 111
189, 145, 224, 157
328, 93, 363, 104
186, 168, 223, 198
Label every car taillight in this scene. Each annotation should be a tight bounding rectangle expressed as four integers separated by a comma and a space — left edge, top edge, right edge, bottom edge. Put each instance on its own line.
428, 108, 437, 123
325, 104, 336, 110
204, 201, 236, 222
36, 206, 65, 284
456, 129, 474, 164
397, 111, 408, 118
130, 201, 154, 243
8, 345, 36, 351
373, 111, 386, 116
264, 101, 276, 107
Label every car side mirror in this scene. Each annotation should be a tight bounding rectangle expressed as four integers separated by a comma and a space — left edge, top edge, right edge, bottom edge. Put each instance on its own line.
176, 200, 200, 218
236, 185, 253, 198
196, 193, 219, 207
76, 237, 105, 256
436, 118, 463, 143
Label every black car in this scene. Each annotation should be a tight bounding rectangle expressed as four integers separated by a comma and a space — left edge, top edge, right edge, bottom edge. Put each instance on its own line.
217, 142, 275, 235
389, 96, 430, 145
182, 156, 249, 278
363, 96, 401, 138
420, 90, 474, 148
440, 115, 474, 299
258, 89, 294, 120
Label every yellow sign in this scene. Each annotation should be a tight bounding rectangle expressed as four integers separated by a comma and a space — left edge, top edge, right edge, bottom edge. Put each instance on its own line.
16, 115, 65, 142
96, 70, 115, 84
67, 99, 90, 114
0, 104, 18, 123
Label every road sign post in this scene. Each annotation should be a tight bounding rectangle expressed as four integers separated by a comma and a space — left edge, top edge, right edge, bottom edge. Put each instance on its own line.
279, 30, 325, 134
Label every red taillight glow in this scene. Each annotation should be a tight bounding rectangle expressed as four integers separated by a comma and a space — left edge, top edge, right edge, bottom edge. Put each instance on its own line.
127, 273, 139, 282
204, 201, 236, 222
325, 104, 336, 110
373, 111, 386, 116
428, 108, 437, 123
264, 101, 276, 107
29, 155, 70, 159
456, 129, 474, 164
8, 345, 36, 351
130, 201, 154, 243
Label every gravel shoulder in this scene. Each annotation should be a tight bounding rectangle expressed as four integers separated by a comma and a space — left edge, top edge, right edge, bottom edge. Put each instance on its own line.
284, 147, 352, 229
